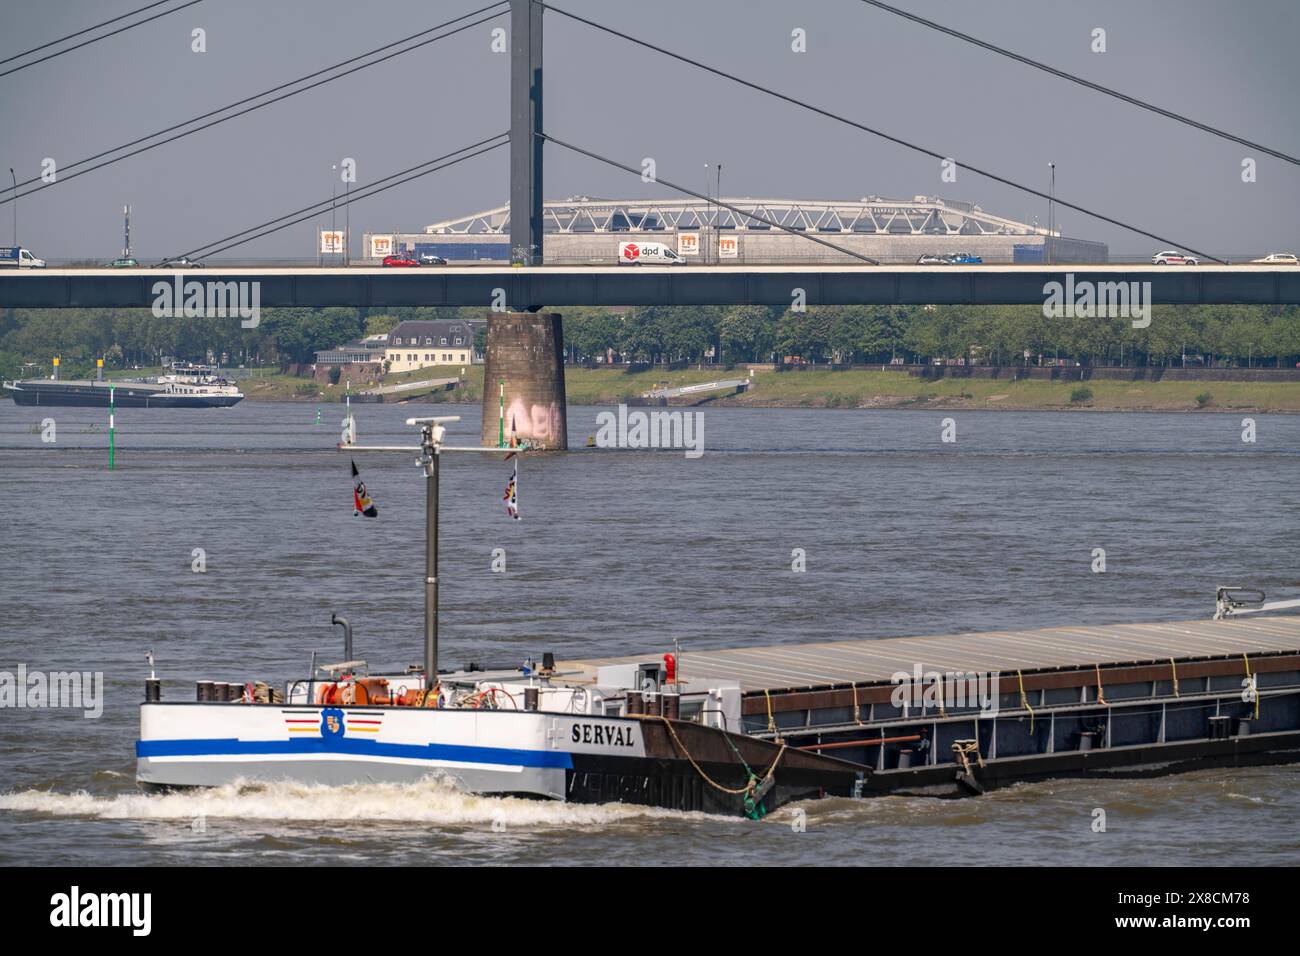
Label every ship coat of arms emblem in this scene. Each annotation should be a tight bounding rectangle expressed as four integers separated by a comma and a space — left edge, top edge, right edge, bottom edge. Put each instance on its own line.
320, 707, 345, 739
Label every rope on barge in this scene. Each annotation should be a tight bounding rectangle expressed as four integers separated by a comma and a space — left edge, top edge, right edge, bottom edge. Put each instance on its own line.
646, 714, 788, 819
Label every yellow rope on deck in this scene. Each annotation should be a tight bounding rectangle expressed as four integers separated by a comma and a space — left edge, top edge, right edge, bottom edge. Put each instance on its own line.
764, 688, 780, 739
1016, 669, 1034, 734
851, 682, 864, 726
952, 739, 984, 773
1095, 664, 1109, 706
1170, 658, 1180, 698
1244, 654, 1260, 719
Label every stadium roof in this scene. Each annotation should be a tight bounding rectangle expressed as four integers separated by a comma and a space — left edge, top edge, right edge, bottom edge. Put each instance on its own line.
425, 195, 1053, 237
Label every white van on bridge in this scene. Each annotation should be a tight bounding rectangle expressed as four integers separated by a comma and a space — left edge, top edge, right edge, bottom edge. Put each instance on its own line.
0, 246, 46, 268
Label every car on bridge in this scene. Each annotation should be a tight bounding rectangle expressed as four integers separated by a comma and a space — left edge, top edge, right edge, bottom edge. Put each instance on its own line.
382, 253, 419, 267
947, 252, 983, 264
156, 256, 204, 268
1152, 250, 1198, 265
916, 254, 946, 265
418, 253, 448, 266
1250, 253, 1298, 265
104, 256, 140, 268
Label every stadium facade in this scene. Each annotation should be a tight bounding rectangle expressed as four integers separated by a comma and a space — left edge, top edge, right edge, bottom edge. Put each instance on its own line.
362, 195, 1108, 265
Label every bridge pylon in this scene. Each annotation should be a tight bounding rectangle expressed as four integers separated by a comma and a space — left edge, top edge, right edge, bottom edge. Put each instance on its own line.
487, 1, 562, 449
481, 312, 567, 451
510, 0, 543, 266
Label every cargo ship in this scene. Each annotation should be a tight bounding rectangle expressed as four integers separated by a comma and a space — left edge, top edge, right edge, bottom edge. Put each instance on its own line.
135, 417, 1300, 818
3, 364, 242, 408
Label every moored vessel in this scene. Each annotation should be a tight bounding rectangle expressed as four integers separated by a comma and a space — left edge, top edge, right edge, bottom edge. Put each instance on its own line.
4, 363, 243, 408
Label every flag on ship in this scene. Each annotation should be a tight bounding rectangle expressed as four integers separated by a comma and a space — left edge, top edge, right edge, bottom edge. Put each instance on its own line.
504, 458, 520, 520
351, 459, 378, 517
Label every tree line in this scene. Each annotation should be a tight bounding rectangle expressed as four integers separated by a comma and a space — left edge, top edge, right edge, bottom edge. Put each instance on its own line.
563, 304, 1300, 368
0, 306, 469, 380
3, 303, 1298, 381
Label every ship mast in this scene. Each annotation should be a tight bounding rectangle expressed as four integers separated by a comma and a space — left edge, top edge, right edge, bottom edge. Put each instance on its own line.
420, 421, 440, 681
343, 416, 523, 690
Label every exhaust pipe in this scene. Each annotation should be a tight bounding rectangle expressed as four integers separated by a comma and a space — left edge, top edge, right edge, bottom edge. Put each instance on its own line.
332, 613, 353, 661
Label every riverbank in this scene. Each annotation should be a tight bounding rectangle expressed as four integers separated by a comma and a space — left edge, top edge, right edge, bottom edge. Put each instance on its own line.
7, 366, 1299, 411
713, 369, 1300, 412
264, 367, 1300, 412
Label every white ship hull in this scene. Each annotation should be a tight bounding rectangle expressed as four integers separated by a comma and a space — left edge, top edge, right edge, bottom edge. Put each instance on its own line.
136, 701, 646, 800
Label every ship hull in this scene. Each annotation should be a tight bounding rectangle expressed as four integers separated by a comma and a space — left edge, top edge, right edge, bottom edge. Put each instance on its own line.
5, 382, 241, 408
136, 689, 1300, 814
135, 702, 861, 816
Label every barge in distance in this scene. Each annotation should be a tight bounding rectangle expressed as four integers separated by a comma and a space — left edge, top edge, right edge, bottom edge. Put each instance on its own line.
134, 416, 1300, 818
4, 364, 242, 408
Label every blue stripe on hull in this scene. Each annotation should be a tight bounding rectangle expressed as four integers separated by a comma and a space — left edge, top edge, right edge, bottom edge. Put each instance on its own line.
136, 737, 573, 769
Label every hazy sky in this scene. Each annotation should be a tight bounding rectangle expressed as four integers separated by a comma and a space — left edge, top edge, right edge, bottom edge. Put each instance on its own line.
2, 0, 1298, 261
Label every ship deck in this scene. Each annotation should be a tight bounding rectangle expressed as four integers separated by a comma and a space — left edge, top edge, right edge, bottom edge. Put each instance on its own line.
559, 615, 1300, 693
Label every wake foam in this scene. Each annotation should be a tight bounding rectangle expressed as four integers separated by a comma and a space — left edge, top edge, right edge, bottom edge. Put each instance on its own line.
0, 777, 706, 827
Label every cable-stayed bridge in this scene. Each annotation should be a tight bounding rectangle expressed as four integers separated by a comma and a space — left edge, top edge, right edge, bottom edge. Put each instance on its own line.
3, 0, 1298, 448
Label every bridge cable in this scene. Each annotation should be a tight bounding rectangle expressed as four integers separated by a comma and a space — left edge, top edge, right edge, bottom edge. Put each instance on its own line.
539, 134, 879, 265
538, 2, 1224, 263
0, 0, 207, 78
856, 0, 1300, 168
0, 2, 507, 204
174, 137, 509, 260
163, 133, 508, 261
167, 133, 508, 262
0, 0, 182, 67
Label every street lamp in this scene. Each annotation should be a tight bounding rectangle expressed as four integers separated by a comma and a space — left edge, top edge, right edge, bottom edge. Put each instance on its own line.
331, 164, 338, 261
716, 162, 722, 262
1047, 162, 1056, 265
703, 163, 710, 266
9, 168, 15, 247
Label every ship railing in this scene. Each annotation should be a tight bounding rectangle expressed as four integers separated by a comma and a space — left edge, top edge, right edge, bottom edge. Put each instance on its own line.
749, 684, 1300, 742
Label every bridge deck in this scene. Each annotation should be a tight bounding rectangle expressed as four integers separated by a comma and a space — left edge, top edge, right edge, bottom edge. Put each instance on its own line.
7, 264, 1298, 274
560, 615, 1300, 693
5, 264, 1298, 308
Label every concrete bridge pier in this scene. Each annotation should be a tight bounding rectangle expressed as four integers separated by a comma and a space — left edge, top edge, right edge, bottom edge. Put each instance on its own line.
481, 312, 567, 451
